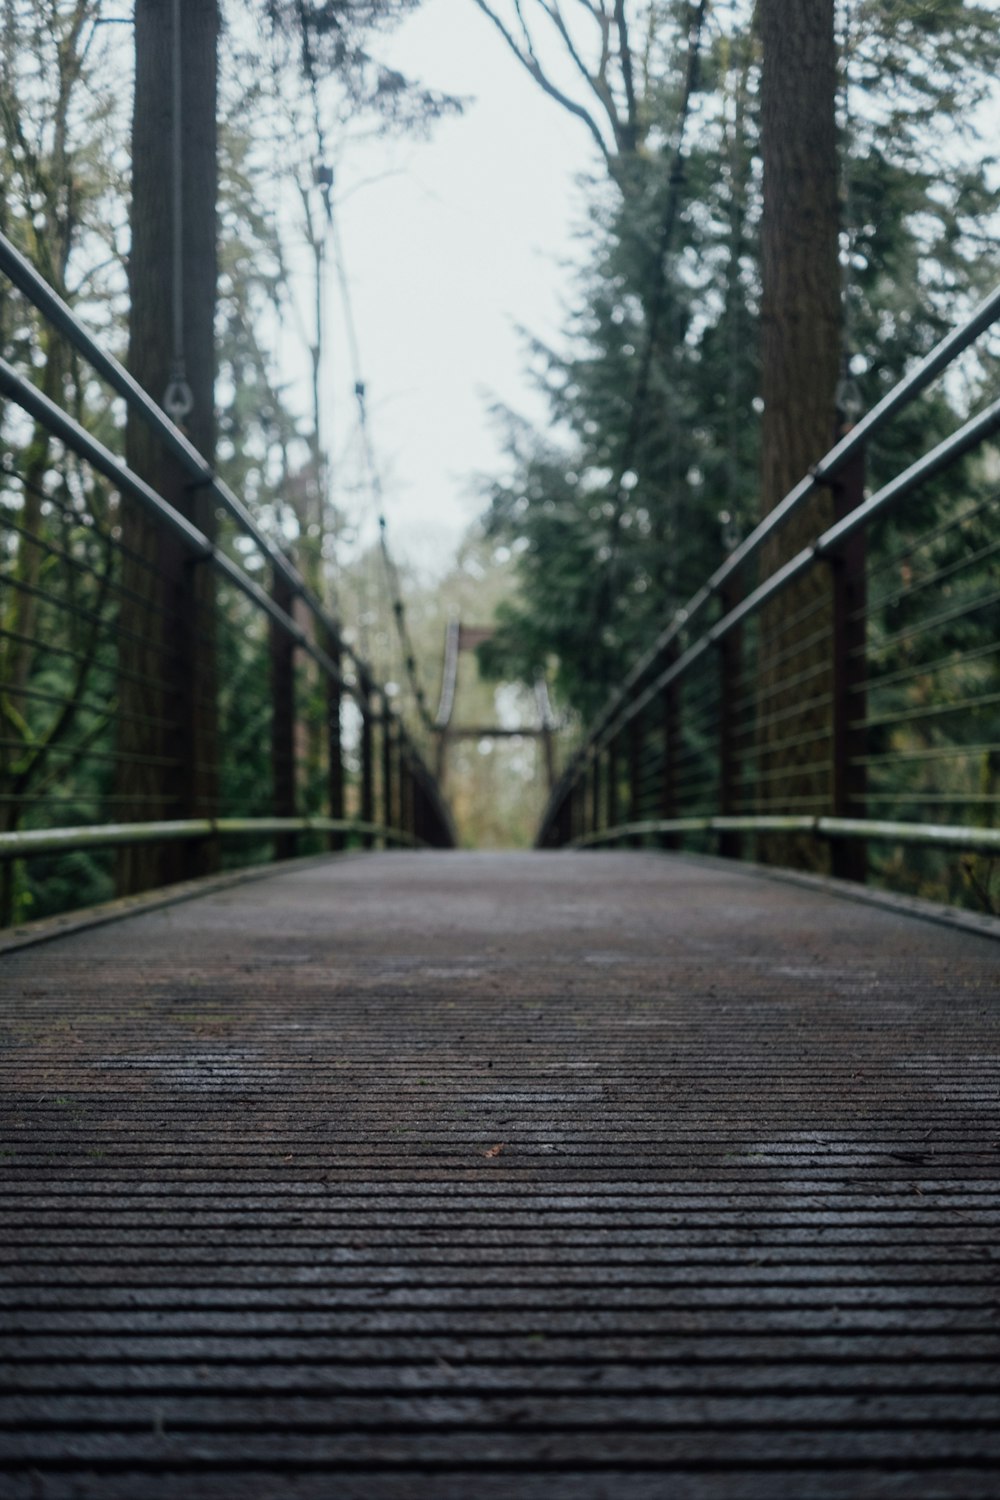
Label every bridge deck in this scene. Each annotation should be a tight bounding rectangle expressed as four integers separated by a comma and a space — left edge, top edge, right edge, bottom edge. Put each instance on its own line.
1, 850, 998, 1499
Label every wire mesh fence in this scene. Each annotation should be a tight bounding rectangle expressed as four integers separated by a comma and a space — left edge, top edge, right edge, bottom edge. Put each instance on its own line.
0, 239, 454, 931
540, 293, 1000, 916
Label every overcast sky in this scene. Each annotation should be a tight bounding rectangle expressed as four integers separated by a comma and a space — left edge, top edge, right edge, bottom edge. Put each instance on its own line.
312, 0, 600, 575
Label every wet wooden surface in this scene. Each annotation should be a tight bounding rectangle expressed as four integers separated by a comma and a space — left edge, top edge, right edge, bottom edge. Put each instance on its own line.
1, 850, 998, 1497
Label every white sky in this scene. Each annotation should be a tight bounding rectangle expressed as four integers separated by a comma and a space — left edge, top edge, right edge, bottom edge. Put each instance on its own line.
317, 0, 600, 575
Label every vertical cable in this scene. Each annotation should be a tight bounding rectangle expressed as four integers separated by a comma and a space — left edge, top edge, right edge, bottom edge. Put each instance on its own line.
836, 0, 862, 420
164, 0, 192, 422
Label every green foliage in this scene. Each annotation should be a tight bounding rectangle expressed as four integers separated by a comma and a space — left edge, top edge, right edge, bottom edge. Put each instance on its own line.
479, 0, 1000, 734
261, 0, 465, 129
479, 10, 759, 713
0, 0, 458, 924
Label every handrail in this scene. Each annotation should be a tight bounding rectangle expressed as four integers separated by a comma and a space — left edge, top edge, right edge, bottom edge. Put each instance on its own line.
0, 817, 427, 858
0, 233, 366, 685
0, 357, 348, 696
572, 816, 1000, 854
573, 278, 1000, 767
538, 280, 1000, 899
0, 228, 455, 833
0, 343, 455, 848
586, 392, 1000, 757
0, 233, 457, 893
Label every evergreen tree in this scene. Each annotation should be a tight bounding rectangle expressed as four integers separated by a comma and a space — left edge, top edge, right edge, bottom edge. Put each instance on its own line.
476, 0, 1000, 740
0, 0, 128, 923
0, 0, 462, 920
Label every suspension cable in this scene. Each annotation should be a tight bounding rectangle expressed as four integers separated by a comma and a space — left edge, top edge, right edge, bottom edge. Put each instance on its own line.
329, 209, 436, 732
836, 0, 862, 420
607, 0, 709, 530
434, 618, 461, 729
163, 0, 192, 423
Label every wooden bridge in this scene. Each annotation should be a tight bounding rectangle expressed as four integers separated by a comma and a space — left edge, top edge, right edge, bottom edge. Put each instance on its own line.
2, 849, 998, 1497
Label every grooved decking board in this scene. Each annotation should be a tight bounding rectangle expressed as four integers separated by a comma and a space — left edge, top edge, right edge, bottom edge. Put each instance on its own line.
1, 850, 998, 1498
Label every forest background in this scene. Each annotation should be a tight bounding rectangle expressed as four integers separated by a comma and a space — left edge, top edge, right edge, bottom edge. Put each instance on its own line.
1, 0, 999, 908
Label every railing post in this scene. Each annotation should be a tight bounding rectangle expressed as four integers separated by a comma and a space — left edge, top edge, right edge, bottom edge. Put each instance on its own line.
381, 697, 394, 844
660, 651, 681, 849
541, 724, 556, 794
398, 727, 407, 836
270, 568, 297, 862
392, 715, 404, 835
718, 575, 742, 860
422, 774, 448, 849
561, 784, 575, 847
607, 735, 619, 832
590, 752, 601, 837
389, 705, 404, 839
435, 728, 448, 793
629, 707, 643, 842
325, 624, 344, 852
360, 670, 374, 850
400, 738, 415, 840
412, 769, 426, 846
831, 440, 868, 881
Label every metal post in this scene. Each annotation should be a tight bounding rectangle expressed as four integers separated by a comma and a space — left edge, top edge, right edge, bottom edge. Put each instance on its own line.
541, 724, 556, 794
831, 440, 867, 881
412, 772, 426, 846
392, 715, 403, 834
325, 624, 344, 852
399, 731, 408, 837
435, 728, 448, 794
561, 785, 574, 847
629, 706, 643, 844
381, 697, 394, 845
590, 753, 601, 837
270, 569, 297, 862
422, 775, 446, 849
163, 544, 220, 879
407, 753, 417, 840
718, 575, 742, 860
661, 651, 681, 849
360, 671, 374, 850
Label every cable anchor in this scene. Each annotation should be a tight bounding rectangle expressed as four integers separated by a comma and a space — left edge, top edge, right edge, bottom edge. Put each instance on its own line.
164, 362, 193, 424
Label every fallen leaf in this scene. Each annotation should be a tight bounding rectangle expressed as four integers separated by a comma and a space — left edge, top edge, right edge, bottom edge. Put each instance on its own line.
483, 1143, 505, 1159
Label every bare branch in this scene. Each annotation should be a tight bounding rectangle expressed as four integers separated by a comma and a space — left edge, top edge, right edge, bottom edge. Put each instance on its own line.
538, 0, 613, 120
613, 0, 639, 150
615, 0, 711, 478
512, 0, 541, 61
469, 0, 614, 167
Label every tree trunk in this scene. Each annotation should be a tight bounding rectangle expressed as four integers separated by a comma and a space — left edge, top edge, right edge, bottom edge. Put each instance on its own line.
756, 0, 841, 870
117, 0, 219, 895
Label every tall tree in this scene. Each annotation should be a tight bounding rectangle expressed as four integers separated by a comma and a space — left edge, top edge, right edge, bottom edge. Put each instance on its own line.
117, 0, 220, 893
758, 0, 840, 524
478, 3, 755, 718
476, 0, 1000, 786
0, 0, 126, 923
754, 0, 842, 869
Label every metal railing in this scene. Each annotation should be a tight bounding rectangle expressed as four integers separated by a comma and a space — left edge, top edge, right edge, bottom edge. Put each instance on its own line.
538, 286, 1000, 914
0, 234, 454, 930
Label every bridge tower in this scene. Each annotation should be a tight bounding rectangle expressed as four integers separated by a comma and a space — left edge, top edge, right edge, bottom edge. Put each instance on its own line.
432, 620, 556, 796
